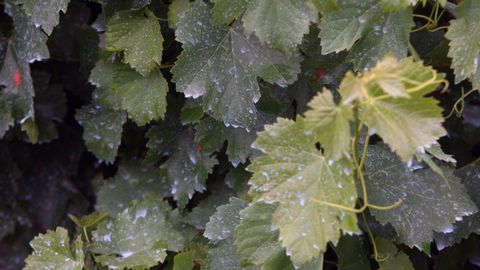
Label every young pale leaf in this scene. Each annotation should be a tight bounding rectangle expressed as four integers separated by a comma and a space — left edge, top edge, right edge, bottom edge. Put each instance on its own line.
15, 0, 70, 35
96, 161, 170, 215
106, 8, 163, 76
205, 197, 248, 243
365, 145, 478, 249
445, 0, 480, 89
91, 197, 185, 269
248, 118, 359, 265
334, 235, 371, 270
162, 130, 218, 209
172, 1, 300, 129
75, 103, 126, 163
242, 0, 318, 54
110, 66, 168, 126
195, 117, 258, 166
24, 227, 84, 270
339, 55, 446, 161
435, 159, 480, 250
376, 238, 414, 270
235, 201, 294, 269
212, 0, 250, 25
304, 89, 352, 161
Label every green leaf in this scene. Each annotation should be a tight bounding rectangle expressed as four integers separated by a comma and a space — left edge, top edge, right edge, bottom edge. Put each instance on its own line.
196, 117, 257, 166
162, 130, 218, 209
68, 212, 108, 229
376, 238, 414, 270
339, 55, 446, 161
235, 201, 293, 269
181, 98, 204, 125
445, 0, 480, 89
206, 242, 251, 270
319, 0, 380, 54
248, 118, 359, 265
96, 161, 170, 215
365, 145, 478, 249
335, 235, 371, 270
212, 0, 250, 25
205, 197, 248, 243
110, 66, 168, 126
89, 60, 119, 89
168, 0, 190, 29
91, 197, 185, 270
304, 89, 353, 161
172, 1, 300, 129
435, 159, 480, 250
380, 0, 411, 12
15, 0, 70, 35
106, 8, 163, 76
75, 102, 126, 163
347, 8, 412, 70
23, 227, 84, 270
173, 243, 208, 270
242, 0, 318, 54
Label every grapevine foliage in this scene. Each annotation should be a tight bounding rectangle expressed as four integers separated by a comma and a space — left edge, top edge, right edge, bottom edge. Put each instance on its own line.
1, 0, 480, 269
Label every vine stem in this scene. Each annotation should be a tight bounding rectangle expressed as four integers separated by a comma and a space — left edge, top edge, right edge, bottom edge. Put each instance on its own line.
83, 226, 90, 244
361, 212, 389, 262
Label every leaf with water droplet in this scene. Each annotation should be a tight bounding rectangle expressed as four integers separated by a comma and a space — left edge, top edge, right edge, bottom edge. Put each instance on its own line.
445, 0, 480, 89
242, 0, 318, 54
339, 55, 446, 161
161, 130, 218, 209
205, 197, 248, 243
96, 160, 171, 215
75, 101, 126, 163
109, 65, 168, 126
212, 0, 250, 25
106, 8, 163, 76
91, 196, 185, 269
23, 227, 84, 270
172, 1, 300, 129
248, 117, 359, 265
15, 0, 70, 35
365, 145, 478, 249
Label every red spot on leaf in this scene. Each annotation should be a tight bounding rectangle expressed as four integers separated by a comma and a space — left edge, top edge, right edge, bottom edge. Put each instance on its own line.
197, 144, 203, 153
12, 71, 22, 87
315, 68, 326, 80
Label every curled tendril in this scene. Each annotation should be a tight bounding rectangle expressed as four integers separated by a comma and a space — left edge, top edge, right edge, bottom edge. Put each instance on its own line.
445, 88, 479, 119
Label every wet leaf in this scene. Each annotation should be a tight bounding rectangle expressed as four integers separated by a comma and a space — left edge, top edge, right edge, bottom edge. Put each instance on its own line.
212, 0, 249, 25
15, 0, 70, 35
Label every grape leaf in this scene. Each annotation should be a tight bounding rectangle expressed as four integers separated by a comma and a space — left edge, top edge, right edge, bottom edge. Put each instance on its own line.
339, 55, 446, 161
110, 66, 168, 126
96, 161, 171, 215
91, 197, 185, 270
347, 7, 412, 70
172, 1, 300, 129
304, 89, 353, 161
24, 227, 84, 270
75, 102, 126, 163
248, 117, 359, 265
168, 0, 190, 29
68, 212, 108, 229
435, 159, 480, 250
364, 145, 478, 249
161, 130, 218, 209
376, 238, 414, 270
173, 243, 208, 270
445, 0, 480, 89
242, 0, 318, 54
15, 0, 70, 35
319, 0, 380, 54
205, 197, 248, 243
106, 8, 163, 76
89, 60, 119, 89
212, 0, 250, 25
181, 98, 204, 125
235, 201, 294, 269
335, 235, 371, 270
195, 117, 257, 166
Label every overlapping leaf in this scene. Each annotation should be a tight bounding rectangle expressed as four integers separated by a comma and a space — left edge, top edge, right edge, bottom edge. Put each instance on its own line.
211, 0, 250, 25
91, 197, 185, 269
172, 1, 300, 129
335, 235, 371, 270
365, 145, 478, 248
248, 118, 359, 265
339, 55, 446, 161
445, 0, 480, 89
24, 227, 84, 270
15, 0, 70, 35
106, 8, 163, 76
376, 238, 414, 270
